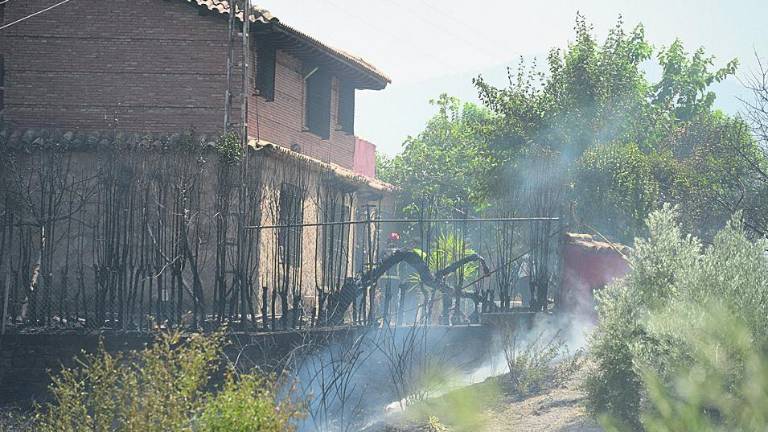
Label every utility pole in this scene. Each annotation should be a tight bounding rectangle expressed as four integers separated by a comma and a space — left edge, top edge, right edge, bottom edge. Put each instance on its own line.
223, 0, 237, 133
223, 0, 252, 143
237, 0, 252, 328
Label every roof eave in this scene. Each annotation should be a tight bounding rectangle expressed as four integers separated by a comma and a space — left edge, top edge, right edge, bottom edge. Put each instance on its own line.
268, 23, 390, 90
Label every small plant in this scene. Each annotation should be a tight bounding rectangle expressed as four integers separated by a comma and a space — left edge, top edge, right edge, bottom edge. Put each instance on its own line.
216, 131, 243, 164
501, 328, 567, 394
553, 347, 587, 386
427, 415, 449, 432
198, 372, 299, 432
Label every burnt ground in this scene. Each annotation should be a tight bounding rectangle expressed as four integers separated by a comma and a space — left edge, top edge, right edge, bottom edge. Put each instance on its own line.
0, 367, 601, 432
363, 363, 602, 432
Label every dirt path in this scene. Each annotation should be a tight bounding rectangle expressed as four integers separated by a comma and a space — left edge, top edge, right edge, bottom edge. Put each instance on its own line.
481, 378, 601, 432
366, 365, 602, 432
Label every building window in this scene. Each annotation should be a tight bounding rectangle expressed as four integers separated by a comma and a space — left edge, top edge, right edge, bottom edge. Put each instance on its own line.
326, 201, 350, 256
322, 199, 351, 288
278, 183, 304, 268
255, 38, 276, 101
337, 81, 355, 134
304, 67, 331, 139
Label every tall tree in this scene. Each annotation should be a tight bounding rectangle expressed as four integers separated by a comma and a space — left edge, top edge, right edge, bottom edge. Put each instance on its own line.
377, 94, 495, 216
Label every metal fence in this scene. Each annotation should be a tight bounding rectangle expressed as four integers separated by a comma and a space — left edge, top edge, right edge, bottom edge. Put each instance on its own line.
0, 142, 564, 334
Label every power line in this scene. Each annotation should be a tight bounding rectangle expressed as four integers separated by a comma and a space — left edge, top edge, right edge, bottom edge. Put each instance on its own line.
319, 0, 460, 73
0, 0, 74, 31
387, 0, 504, 63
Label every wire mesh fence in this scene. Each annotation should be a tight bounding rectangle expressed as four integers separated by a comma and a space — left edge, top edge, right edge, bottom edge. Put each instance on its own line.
0, 134, 564, 334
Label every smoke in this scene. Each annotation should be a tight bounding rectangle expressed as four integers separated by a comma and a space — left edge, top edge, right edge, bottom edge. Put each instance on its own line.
276, 324, 494, 432
277, 312, 597, 432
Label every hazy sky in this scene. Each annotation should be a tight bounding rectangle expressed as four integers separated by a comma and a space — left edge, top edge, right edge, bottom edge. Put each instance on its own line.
259, 0, 768, 155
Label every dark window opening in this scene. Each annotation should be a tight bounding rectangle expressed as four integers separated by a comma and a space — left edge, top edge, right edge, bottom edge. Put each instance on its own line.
255, 38, 276, 101
337, 81, 355, 134
0, 4, 5, 24
322, 199, 351, 289
278, 183, 304, 268
304, 67, 331, 139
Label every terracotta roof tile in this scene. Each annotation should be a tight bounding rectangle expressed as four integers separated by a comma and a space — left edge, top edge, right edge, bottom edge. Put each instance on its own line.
0, 125, 393, 194
186, 0, 275, 23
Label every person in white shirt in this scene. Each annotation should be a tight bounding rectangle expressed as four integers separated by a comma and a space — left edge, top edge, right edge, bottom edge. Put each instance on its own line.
516, 254, 531, 307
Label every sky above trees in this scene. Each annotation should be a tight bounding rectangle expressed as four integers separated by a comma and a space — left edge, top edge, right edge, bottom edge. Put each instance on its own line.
260, 0, 767, 155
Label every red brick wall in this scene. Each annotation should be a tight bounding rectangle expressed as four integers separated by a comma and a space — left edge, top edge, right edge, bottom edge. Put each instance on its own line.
0, 0, 358, 169
250, 51, 357, 169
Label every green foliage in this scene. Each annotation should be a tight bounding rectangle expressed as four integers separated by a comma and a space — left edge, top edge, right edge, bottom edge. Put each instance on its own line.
475, 15, 657, 159
377, 94, 495, 215
653, 40, 738, 122
473, 15, 762, 240
383, 14, 767, 240
640, 314, 768, 432
32, 332, 301, 432
216, 131, 243, 164
587, 205, 768, 429
198, 373, 299, 432
413, 232, 478, 278
575, 143, 660, 242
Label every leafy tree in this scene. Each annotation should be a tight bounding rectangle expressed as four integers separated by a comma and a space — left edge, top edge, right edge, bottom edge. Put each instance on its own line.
653, 40, 738, 122
474, 15, 656, 160
377, 94, 495, 216
473, 14, 760, 241
574, 142, 661, 242
383, 15, 767, 242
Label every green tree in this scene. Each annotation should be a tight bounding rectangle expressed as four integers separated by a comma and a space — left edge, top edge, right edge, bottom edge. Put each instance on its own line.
377, 94, 495, 216
474, 14, 760, 241
384, 15, 766, 242
653, 40, 738, 122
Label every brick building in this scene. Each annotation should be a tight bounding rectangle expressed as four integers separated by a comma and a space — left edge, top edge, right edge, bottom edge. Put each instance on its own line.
0, 0, 393, 330
0, 0, 389, 170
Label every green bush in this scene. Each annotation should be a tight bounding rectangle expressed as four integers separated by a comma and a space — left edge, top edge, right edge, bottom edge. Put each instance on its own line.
586, 204, 768, 429
640, 312, 768, 432
198, 373, 298, 432
32, 332, 301, 432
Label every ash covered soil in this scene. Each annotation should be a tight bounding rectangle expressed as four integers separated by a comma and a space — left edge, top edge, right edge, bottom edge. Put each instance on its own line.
364, 363, 601, 432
